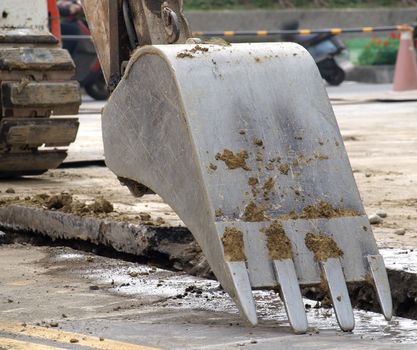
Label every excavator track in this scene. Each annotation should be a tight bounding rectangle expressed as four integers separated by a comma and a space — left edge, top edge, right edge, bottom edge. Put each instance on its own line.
0, 30, 80, 177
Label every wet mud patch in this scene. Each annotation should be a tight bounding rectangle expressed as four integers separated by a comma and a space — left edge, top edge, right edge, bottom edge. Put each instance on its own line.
215, 149, 250, 171
305, 233, 343, 262
299, 200, 358, 219
278, 164, 290, 175
262, 178, 274, 192
261, 222, 292, 260
243, 201, 266, 222
222, 227, 246, 261
177, 45, 209, 59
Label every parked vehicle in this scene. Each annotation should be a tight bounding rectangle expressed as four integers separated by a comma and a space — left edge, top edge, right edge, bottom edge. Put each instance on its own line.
282, 21, 346, 86
59, 1, 108, 100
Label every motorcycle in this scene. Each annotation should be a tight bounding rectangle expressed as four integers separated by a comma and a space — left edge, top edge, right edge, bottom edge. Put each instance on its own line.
60, 6, 108, 100
282, 21, 346, 86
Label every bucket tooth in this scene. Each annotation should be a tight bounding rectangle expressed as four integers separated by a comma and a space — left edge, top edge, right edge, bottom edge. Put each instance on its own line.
320, 258, 355, 332
273, 259, 308, 334
102, 42, 392, 332
226, 261, 258, 326
367, 255, 393, 321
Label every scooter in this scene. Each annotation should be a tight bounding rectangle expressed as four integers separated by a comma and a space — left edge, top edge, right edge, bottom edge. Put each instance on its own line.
282, 21, 346, 86
61, 13, 108, 100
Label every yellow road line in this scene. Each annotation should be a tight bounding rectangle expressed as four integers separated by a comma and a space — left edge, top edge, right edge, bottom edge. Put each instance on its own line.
362, 27, 374, 33
0, 321, 160, 350
256, 30, 268, 36
0, 336, 66, 350
298, 29, 311, 35
223, 31, 235, 36
330, 28, 342, 35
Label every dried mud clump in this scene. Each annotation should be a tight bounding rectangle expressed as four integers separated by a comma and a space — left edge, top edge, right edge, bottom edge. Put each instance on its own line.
222, 227, 246, 261
45, 193, 73, 210
255, 152, 263, 161
39, 193, 114, 215
177, 45, 209, 59
299, 200, 357, 219
209, 163, 218, 171
253, 138, 263, 147
88, 198, 114, 214
263, 178, 275, 192
215, 149, 250, 171
243, 201, 266, 222
215, 208, 224, 218
177, 51, 194, 59
139, 213, 152, 221
190, 45, 209, 53
248, 177, 259, 187
305, 233, 343, 261
278, 164, 290, 175
262, 222, 293, 260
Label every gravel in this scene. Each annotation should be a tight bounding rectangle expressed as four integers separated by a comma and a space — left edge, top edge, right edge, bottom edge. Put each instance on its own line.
394, 229, 406, 236
369, 214, 383, 225
376, 210, 388, 218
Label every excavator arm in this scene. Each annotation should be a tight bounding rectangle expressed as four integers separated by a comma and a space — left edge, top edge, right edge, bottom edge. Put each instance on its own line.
83, 0, 191, 91
82, 0, 393, 334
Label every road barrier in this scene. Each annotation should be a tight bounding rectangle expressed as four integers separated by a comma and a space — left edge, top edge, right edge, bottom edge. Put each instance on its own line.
62, 24, 415, 42
192, 25, 414, 37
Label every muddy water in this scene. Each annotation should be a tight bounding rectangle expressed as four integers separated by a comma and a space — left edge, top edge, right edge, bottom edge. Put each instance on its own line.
52, 250, 417, 345
381, 248, 417, 273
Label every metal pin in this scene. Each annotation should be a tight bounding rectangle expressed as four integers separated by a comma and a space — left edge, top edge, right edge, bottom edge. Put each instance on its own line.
320, 258, 355, 331
367, 255, 393, 321
273, 259, 308, 334
226, 261, 258, 326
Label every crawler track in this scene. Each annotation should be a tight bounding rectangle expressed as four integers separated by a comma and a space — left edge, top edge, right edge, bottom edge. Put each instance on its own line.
0, 30, 80, 177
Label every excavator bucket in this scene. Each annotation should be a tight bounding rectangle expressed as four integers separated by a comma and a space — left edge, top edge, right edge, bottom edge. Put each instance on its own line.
102, 42, 392, 333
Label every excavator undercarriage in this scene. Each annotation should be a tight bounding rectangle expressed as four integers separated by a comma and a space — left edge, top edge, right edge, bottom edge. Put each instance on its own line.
0, 1, 80, 177
82, 0, 393, 333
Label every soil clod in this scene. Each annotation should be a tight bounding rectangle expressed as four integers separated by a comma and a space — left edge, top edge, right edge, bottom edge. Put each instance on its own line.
261, 222, 293, 260
305, 233, 343, 261
278, 164, 290, 175
215, 149, 250, 171
299, 201, 358, 219
222, 227, 246, 261
243, 201, 266, 222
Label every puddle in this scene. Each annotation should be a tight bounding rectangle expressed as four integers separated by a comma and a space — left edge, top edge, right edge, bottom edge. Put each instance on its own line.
381, 248, 417, 273
51, 253, 86, 261
49, 248, 417, 344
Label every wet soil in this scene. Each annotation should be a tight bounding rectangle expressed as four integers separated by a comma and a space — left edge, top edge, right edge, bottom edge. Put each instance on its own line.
215, 149, 251, 171
222, 227, 246, 262
176, 45, 209, 59
278, 164, 290, 175
262, 178, 274, 192
261, 222, 293, 261
304, 233, 344, 262
280, 200, 359, 221
243, 201, 266, 222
